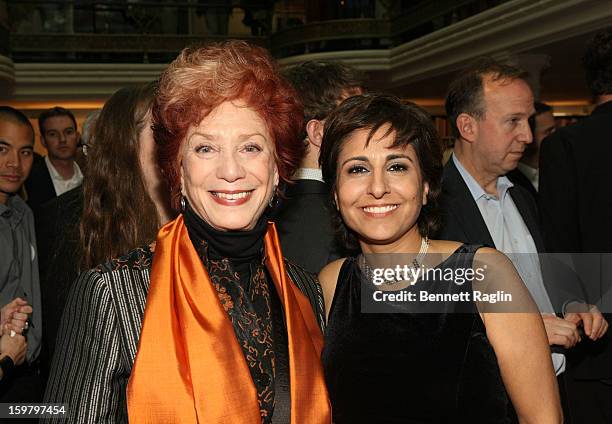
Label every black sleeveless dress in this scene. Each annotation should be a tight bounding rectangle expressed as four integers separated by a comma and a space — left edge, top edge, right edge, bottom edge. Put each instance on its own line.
322, 244, 516, 424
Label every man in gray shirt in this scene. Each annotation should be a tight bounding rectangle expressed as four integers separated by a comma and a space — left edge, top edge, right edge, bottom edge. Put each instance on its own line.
438, 58, 608, 419
0, 106, 43, 405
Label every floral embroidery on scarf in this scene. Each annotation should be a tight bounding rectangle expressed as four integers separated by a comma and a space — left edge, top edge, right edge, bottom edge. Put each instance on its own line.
196, 241, 276, 424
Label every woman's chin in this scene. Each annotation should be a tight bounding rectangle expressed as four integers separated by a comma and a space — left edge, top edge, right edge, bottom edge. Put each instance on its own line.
189, 203, 261, 232
360, 232, 404, 246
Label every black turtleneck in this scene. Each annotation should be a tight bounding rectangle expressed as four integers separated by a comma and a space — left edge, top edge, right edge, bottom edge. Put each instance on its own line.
182, 201, 290, 423
184, 202, 269, 288
184, 202, 268, 261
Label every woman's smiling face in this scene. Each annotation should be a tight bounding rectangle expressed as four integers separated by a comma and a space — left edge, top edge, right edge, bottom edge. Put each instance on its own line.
334, 125, 428, 246
180, 100, 278, 231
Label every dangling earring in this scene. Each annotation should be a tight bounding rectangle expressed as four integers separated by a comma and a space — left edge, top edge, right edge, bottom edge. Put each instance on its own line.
180, 196, 186, 212
268, 186, 278, 208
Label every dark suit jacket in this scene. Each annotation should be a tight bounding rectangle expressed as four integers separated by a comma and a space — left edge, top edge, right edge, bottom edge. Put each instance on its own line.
507, 168, 537, 199
540, 100, 612, 253
438, 158, 544, 251
437, 158, 585, 316
34, 186, 83, 372
275, 179, 343, 274
25, 157, 56, 210
539, 100, 612, 380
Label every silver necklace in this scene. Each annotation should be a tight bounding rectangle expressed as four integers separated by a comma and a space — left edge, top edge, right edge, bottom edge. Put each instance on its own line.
361, 235, 430, 286
412, 235, 430, 270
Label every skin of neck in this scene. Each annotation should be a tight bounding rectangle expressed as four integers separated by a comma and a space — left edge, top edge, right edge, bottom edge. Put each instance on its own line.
48, 156, 75, 180
301, 118, 325, 170
596, 94, 612, 105
453, 141, 498, 195
359, 224, 423, 255
299, 142, 321, 169
153, 197, 173, 226
146, 182, 173, 226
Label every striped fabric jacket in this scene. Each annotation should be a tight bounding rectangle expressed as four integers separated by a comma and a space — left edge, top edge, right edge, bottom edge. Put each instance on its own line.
42, 245, 325, 424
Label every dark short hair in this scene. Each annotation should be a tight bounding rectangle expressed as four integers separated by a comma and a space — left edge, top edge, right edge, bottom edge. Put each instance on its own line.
534, 101, 552, 115
530, 101, 553, 134
155, 41, 304, 211
283, 61, 364, 134
445, 57, 527, 138
38, 106, 78, 135
320, 93, 443, 252
583, 28, 612, 96
0, 106, 35, 143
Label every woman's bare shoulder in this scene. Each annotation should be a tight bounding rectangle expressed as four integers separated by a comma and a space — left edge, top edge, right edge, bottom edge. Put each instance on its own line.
430, 240, 504, 258
318, 258, 347, 286
428, 239, 464, 254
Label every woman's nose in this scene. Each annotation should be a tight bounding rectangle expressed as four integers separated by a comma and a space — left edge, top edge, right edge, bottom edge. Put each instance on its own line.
216, 151, 246, 182
367, 169, 390, 199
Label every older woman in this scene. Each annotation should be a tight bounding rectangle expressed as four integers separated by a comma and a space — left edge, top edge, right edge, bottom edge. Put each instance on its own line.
44, 41, 330, 424
318, 94, 561, 423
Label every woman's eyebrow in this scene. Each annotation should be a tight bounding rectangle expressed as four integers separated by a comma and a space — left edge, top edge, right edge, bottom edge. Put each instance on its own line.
188, 132, 215, 142
386, 154, 414, 163
237, 133, 267, 142
341, 156, 368, 167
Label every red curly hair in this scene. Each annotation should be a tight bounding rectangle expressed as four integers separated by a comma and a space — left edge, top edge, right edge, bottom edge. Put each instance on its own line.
154, 40, 304, 211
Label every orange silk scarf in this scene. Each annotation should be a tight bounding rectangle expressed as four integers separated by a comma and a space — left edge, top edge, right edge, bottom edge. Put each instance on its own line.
127, 216, 331, 423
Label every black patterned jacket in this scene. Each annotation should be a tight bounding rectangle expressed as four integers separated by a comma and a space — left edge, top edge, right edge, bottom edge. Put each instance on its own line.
42, 245, 325, 424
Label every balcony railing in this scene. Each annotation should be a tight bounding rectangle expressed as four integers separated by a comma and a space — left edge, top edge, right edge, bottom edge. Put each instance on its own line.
4, 0, 510, 63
